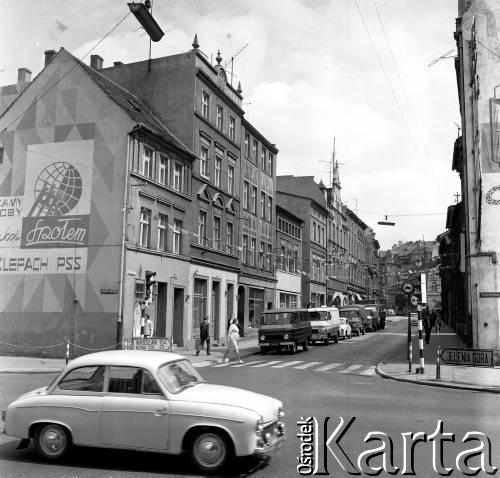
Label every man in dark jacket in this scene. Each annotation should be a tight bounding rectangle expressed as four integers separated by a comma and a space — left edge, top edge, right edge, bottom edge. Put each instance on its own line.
196, 317, 211, 356
422, 305, 432, 344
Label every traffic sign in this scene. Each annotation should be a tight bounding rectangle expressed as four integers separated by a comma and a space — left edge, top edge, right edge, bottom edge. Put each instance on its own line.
440, 348, 493, 367
403, 283, 413, 294
410, 296, 419, 306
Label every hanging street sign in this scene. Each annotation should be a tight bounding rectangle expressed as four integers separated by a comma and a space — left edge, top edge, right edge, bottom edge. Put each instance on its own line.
440, 348, 493, 367
403, 283, 413, 294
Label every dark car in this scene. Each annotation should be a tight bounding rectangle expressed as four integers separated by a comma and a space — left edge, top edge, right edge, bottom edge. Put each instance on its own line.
258, 308, 312, 354
339, 305, 367, 336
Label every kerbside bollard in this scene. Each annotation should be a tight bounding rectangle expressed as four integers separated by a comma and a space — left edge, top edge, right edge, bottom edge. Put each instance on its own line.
417, 314, 425, 374
408, 341, 413, 372
436, 345, 441, 380
66, 339, 70, 365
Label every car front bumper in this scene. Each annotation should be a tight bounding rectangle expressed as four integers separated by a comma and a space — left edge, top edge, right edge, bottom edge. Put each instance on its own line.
259, 341, 295, 347
253, 425, 285, 455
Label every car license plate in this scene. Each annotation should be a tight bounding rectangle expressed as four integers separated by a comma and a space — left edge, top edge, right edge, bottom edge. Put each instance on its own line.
259, 342, 270, 346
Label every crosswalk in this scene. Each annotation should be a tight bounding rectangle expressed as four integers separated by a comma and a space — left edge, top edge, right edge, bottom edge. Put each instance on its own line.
193, 359, 376, 377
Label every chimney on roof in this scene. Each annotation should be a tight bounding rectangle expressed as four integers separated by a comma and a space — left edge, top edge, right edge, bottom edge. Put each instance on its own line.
17, 68, 32, 84
113, 61, 123, 67
44, 50, 56, 67
90, 54, 103, 70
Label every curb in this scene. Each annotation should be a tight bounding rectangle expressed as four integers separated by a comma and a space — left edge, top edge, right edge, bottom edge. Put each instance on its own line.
375, 363, 500, 394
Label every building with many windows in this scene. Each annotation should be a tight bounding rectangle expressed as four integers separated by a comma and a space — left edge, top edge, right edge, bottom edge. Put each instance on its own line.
275, 204, 303, 308
238, 119, 277, 331
100, 39, 242, 346
0, 48, 196, 355
277, 176, 328, 307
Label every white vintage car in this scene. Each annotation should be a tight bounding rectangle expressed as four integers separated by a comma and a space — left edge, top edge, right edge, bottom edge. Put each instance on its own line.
1, 350, 285, 472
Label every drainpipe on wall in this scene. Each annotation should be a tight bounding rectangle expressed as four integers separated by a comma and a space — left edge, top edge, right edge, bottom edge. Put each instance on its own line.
117, 135, 132, 348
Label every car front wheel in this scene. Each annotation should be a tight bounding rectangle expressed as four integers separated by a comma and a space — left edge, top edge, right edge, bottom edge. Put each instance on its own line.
191, 430, 229, 472
34, 423, 71, 460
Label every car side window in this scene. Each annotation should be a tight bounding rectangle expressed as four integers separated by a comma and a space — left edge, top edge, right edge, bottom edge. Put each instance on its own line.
107, 366, 162, 395
58, 366, 105, 392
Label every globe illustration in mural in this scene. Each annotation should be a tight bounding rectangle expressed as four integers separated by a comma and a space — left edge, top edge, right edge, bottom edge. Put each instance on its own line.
31, 162, 83, 217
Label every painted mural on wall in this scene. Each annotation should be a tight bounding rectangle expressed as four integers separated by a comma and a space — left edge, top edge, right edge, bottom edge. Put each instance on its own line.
0, 49, 129, 356
0, 140, 93, 274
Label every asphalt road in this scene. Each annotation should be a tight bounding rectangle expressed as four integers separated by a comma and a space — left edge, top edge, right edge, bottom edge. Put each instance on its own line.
1, 318, 499, 477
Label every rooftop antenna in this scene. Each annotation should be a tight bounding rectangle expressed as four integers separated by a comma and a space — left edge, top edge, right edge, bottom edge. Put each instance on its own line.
427, 49, 456, 67
454, 121, 461, 138
225, 43, 249, 86
319, 138, 345, 187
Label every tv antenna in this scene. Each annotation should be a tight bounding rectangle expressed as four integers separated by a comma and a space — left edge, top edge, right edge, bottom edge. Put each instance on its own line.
319, 138, 344, 187
427, 49, 456, 67
225, 43, 249, 86
454, 121, 461, 137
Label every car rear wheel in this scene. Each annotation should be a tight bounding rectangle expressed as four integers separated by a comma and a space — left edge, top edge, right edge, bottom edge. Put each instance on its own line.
324, 337, 329, 345
191, 430, 229, 472
333, 334, 339, 343
260, 347, 268, 355
34, 423, 71, 460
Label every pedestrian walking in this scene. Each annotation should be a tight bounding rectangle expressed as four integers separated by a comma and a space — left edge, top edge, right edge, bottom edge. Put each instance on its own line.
421, 305, 432, 344
143, 314, 154, 338
196, 317, 211, 356
222, 317, 243, 364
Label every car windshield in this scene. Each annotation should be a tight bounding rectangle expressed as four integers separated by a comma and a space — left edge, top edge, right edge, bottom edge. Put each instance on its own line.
158, 359, 205, 394
309, 311, 328, 320
339, 310, 359, 319
261, 312, 296, 325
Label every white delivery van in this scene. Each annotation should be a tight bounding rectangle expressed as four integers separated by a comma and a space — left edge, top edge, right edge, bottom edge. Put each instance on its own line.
308, 306, 341, 345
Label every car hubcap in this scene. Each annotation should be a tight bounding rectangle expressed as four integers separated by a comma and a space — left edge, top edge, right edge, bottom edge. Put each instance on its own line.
195, 434, 225, 468
42, 428, 66, 455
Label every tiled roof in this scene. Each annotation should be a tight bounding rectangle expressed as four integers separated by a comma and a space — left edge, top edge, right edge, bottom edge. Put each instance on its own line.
69, 50, 195, 158
277, 175, 326, 210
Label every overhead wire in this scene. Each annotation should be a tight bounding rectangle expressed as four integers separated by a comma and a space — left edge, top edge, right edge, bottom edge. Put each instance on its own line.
372, 0, 447, 205
1, 10, 132, 133
352, 0, 442, 205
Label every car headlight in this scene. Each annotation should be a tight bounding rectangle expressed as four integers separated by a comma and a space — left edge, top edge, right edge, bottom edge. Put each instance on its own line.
260, 335, 265, 340
256, 417, 264, 435
278, 407, 285, 418
283, 334, 289, 340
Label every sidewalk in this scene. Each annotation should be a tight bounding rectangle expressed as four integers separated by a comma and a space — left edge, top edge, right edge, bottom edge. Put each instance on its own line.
376, 320, 500, 393
0, 337, 261, 374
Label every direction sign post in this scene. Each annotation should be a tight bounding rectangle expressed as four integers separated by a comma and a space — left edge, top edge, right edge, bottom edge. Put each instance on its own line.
440, 348, 493, 367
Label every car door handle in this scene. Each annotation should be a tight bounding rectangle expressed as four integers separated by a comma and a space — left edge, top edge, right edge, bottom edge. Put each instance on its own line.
153, 408, 168, 416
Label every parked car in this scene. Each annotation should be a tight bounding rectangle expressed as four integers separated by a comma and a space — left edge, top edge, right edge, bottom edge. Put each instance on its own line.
1, 350, 285, 473
308, 306, 340, 344
364, 305, 380, 332
339, 305, 367, 336
339, 318, 352, 339
259, 308, 312, 354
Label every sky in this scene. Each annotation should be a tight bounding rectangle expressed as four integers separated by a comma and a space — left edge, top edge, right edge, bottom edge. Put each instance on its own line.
0, 0, 461, 250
